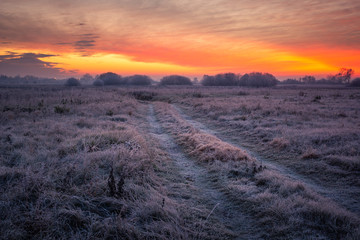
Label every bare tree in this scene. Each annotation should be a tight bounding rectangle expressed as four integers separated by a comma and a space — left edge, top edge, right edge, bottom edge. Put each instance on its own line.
301, 75, 316, 84
339, 68, 354, 84
327, 68, 354, 84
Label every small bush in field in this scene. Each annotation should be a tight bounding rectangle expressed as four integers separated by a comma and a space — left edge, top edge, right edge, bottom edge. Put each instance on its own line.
54, 105, 70, 114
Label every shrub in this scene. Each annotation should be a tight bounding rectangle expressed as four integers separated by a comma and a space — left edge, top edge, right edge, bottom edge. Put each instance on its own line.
98, 72, 125, 85
350, 78, 360, 87
160, 75, 192, 85
65, 78, 81, 87
125, 75, 152, 85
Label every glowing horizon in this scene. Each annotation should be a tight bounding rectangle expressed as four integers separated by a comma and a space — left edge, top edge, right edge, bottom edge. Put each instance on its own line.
1, 0, 359, 80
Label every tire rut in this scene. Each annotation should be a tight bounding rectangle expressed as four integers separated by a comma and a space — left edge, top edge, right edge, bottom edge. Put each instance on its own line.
172, 104, 359, 216
147, 104, 262, 239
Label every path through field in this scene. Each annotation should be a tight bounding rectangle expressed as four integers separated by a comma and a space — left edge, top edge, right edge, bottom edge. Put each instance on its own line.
172, 104, 360, 217
147, 104, 263, 239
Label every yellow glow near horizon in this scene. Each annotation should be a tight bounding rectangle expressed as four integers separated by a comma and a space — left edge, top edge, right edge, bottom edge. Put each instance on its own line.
46, 53, 198, 75
1, 43, 358, 79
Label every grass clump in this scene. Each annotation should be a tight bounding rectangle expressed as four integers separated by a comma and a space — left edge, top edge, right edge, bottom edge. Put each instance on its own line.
54, 105, 70, 114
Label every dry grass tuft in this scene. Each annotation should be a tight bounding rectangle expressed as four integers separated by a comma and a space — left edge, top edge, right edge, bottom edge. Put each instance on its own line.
302, 147, 321, 159
269, 137, 289, 150
154, 102, 254, 164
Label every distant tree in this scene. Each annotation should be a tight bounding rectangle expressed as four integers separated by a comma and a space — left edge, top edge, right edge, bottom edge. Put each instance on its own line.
281, 78, 302, 84
339, 68, 354, 84
80, 73, 94, 85
239, 74, 250, 86
65, 77, 81, 86
327, 68, 354, 84
239, 72, 278, 87
160, 75, 192, 85
215, 73, 239, 86
350, 78, 360, 87
326, 75, 340, 84
201, 73, 239, 86
125, 75, 152, 85
93, 79, 104, 86
98, 72, 124, 85
301, 75, 316, 84
201, 75, 216, 86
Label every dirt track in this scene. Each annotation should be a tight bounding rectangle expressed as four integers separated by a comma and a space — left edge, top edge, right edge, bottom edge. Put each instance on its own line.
172, 104, 360, 217
147, 104, 262, 239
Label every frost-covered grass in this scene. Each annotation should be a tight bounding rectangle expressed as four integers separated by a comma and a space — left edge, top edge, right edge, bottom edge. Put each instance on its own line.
176, 87, 360, 197
0, 86, 223, 239
1, 85, 359, 239
154, 102, 360, 239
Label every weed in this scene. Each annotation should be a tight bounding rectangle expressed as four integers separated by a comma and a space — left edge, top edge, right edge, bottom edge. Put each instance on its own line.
237, 91, 249, 96
192, 92, 203, 98
117, 176, 125, 198
108, 167, 116, 197
54, 105, 70, 114
131, 91, 156, 101
106, 110, 114, 116
312, 95, 322, 102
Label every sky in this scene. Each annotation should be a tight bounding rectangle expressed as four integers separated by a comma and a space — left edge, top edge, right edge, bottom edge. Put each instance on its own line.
0, 0, 359, 80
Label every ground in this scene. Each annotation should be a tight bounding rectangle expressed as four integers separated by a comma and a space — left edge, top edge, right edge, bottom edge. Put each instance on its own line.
0, 85, 359, 239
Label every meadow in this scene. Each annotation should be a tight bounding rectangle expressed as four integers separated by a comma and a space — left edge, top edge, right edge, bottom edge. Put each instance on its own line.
0, 85, 359, 239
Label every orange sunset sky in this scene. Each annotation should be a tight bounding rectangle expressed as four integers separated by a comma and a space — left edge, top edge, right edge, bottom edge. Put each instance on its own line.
0, 0, 359, 80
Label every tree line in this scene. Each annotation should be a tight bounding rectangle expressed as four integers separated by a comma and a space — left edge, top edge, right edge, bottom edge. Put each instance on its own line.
282, 68, 357, 85
69, 71, 279, 87
1, 68, 358, 87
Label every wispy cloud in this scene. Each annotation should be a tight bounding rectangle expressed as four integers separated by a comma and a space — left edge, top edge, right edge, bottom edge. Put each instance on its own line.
73, 33, 99, 55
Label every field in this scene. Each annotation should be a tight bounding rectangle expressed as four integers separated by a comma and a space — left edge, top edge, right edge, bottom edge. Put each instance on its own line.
0, 85, 359, 239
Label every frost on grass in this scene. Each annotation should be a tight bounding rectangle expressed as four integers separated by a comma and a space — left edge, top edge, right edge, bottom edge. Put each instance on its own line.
154, 101, 360, 239
0, 87, 196, 239
154, 102, 254, 164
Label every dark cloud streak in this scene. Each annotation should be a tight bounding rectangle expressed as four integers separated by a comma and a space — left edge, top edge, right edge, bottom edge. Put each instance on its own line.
0, 53, 76, 78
